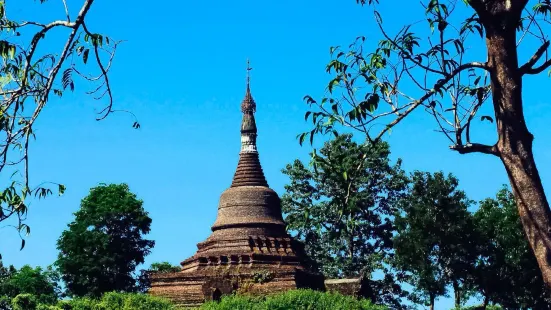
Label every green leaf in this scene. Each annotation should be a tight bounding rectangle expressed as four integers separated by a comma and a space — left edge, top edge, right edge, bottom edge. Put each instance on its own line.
328, 78, 340, 93
343, 171, 348, 181
298, 133, 307, 146
58, 184, 66, 196
83, 49, 90, 64
331, 104, 339, 115
481, 115, 493, 123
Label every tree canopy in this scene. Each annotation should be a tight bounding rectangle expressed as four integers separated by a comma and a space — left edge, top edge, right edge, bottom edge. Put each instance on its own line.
55, 183, 154, 297
282, 134, 408, 307
0, 263, 61, 305
301, 0, 551, 289
393, 171, 475, 309
471, 187, 550, 308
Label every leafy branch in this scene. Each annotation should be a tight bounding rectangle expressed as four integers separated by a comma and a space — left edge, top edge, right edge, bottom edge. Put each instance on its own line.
0, 0, 136, 251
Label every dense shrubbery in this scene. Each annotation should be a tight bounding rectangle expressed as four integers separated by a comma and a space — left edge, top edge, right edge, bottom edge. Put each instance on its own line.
199, 289, 387, 310
1, 290, 388, 310
2, 292, 174, 310
461, 307, 502, 310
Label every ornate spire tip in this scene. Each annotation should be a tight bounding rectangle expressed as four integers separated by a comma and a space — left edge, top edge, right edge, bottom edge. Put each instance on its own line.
241, 59, 256, 113
246, 59, 252, 89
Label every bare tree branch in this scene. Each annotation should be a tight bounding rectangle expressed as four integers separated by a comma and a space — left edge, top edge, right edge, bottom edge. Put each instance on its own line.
449, 143, 498, 156
520, 40, 550, 74
373, 61, 489, 142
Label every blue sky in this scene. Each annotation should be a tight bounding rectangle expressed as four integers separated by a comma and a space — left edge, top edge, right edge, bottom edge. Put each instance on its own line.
1, 0, 550, 309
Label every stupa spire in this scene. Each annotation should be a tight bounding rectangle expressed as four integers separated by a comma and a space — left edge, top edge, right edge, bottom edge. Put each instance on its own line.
232, 60, 268, 187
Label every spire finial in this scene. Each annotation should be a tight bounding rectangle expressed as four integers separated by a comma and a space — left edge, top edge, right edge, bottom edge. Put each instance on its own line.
246, 59, 252, 89
241, 59, 256, 114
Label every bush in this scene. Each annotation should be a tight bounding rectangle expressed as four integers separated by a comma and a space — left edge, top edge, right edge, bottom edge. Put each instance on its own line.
121, 294, 174, 310
70, 293, 173, 310
36, 305, 61, 310
457, 306, 502, 310
199, 289, 387, 310
65, 297, 98, 310
97, 292, 124, 310
199, 294, 260, 310
12, 294, 37, 310
8, 292, 174, 310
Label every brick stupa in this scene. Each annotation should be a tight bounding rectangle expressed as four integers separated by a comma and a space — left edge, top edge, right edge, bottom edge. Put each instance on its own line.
149, 65, 323, 307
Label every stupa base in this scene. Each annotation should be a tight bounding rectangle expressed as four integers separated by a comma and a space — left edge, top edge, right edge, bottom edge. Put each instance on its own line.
149, 266, 324, 308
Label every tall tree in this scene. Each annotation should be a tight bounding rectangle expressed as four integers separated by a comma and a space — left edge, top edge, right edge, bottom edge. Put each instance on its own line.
393, 171, 475, 310
301, 0, 551, 287
0, 0, 136, 254
472, 186, 550, 309
282, 134, 409, 307
55, 183, 154, 297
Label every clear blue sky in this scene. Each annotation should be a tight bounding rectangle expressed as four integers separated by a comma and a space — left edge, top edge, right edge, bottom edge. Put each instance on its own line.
1, 1, 550, 309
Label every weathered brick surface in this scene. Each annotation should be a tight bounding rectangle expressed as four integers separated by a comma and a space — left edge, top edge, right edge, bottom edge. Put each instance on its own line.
325, 278, 363, 297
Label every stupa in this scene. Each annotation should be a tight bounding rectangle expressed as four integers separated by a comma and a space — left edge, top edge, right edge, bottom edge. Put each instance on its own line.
149, 62, 323, 307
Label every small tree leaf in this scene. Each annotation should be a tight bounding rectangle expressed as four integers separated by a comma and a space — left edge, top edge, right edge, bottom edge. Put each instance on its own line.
481, 115, 494, 123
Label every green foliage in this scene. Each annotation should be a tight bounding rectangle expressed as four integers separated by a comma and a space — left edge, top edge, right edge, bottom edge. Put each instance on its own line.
117, 293, 173, 310
282, 134, 408, 307
11, 294, 37, 310
5, 293, 174, 310
61, 298, 97, 310
135, 262, 181, 294
148, 263, 180, 274
301, 2, 551, 297
250, 271, 274, 284
393, 171, 475, 308
455, 306, 501, 310
301, 0, 550, 148
200, 289, 386, 310
70, 293, 173, 310
471, 187, 550, 308
36, 305, 61, 310
0, 264, 60, 305
97, 292, 125, 309
55, 184, 154, 297
0, 295, 11, 310
0, 0, 131, 258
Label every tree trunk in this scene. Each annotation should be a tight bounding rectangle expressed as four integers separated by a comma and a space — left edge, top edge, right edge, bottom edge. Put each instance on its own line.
452, 280, 461, 308
429, 294, 435, 310
485, 22, 551, 290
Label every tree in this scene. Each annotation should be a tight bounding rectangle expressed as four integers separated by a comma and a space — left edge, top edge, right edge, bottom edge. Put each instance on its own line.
281, 134, 409, 307
135, 262, 181, 293
471, 186, 550, 309
0, 0, 137, 254
55, 183, 154, 297
0, 264, 61, 305
301, 0, 551, 288
393, 171, 475, 310
148, 262, 181, 274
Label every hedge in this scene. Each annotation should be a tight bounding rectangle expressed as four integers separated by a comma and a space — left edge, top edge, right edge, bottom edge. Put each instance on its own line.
199, 289, 387, 310
4, 292, 174, 310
